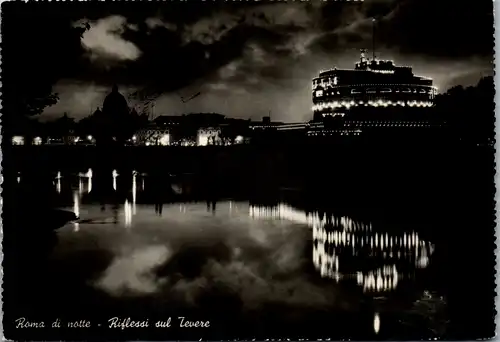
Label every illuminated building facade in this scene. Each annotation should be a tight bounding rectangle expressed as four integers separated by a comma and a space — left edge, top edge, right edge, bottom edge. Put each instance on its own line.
12, 136, 25, 145
131, 113, 250, 146
135, 124, 171, 146
311, 50, 438, 133
197, 127, 222, 146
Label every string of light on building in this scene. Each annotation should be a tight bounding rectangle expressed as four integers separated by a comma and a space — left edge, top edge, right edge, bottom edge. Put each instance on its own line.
311, 50, 438, 128
312, 100, 434, 111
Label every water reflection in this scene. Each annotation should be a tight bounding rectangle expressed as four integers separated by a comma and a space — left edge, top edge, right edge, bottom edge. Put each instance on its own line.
112, 170, 118, 191
155, 203, 163, 216
56, 171, 61, 194
132, 171, 137, 214
374, 312, 380, 334
124, 200, 132, 228
79, 178, 83, 195
250, 203, 434, 293
87, 169, 92, 193
73, 191, 80, 218
250, 204, 373, 231
56, 169, 149, 228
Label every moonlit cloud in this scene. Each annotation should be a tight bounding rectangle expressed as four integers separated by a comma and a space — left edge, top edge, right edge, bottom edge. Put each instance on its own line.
80, 15, 142, 62
182, 12, 239, 45
95, 245, 171, 296
145, 17, 177, 31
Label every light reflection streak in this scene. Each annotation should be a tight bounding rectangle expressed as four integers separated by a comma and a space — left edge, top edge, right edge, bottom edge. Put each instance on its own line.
250, 203, 434, 293
87, 168, 92, 193
124, 200, 132, 228
56, 171, 62, 194
374, 312, 380, 334
112, 170, 118, 191
132, 171, 137, 214
77, 169, 93, 194
73, 191, 80, 218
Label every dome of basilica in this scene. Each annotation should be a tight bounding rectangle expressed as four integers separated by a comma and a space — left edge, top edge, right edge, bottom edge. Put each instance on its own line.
102, 85, 129, 118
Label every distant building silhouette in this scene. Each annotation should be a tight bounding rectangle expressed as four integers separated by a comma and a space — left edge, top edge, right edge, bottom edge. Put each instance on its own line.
101, 85, 132, 143
103, 85, 129, 120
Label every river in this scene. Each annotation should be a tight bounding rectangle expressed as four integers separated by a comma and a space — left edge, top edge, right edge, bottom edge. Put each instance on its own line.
3, 143, 495, 340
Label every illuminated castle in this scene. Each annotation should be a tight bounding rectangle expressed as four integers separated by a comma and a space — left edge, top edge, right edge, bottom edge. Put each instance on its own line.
311, 49, 437, 122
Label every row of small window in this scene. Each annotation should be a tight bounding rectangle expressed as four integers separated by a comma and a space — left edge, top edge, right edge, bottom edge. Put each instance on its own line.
308, 131, 362, 136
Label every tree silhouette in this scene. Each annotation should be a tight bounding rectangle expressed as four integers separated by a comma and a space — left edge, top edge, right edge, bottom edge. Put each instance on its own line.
435, 76, 494, 144
2, 4, 91, 136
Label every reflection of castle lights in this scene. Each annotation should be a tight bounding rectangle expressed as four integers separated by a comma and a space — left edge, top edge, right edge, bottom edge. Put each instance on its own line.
312, 222, 433, 292
250, 204, 372, 232
250, 203, 434, 293
73, 191, 80, 218
374, 312, 380, 334
124, 200, 132, 227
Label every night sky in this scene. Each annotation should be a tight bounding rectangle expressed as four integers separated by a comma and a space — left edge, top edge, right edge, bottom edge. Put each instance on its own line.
2, 0, 494, 122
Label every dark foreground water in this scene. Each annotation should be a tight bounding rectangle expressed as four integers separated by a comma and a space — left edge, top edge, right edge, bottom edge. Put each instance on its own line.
3, 144, 496, 340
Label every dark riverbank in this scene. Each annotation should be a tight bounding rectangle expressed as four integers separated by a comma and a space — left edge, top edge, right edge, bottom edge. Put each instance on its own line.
7, 139, 494, 209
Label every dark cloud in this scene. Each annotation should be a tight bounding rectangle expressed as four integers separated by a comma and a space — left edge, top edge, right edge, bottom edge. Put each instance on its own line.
2, 0, 493, 122
379, 0, 494, 58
